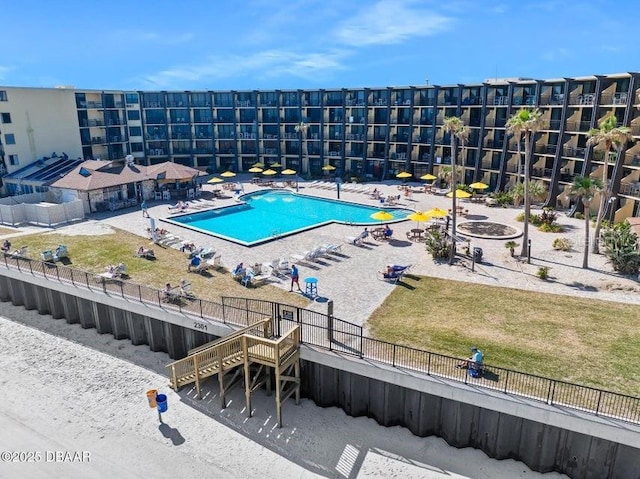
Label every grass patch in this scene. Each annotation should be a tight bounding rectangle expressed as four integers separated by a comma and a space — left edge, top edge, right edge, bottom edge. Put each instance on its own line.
6, 227, 310, 307
368, 275, 640, 396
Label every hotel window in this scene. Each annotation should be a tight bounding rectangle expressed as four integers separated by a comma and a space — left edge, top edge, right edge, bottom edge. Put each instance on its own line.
4, 133, 15, 144
1, 113, 11, 123
127, 110, 140, 121
125, 93, 139, 104
0, 91, 7, 101
131, 142, 144, 153
129, 126, 142, 137
8, 154, 18, 165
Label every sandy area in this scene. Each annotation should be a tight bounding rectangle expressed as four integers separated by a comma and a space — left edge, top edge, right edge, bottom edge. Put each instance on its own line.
0, 301, 568, 478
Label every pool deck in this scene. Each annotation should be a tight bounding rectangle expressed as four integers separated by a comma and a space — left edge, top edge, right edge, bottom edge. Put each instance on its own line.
77, 177, 640, 328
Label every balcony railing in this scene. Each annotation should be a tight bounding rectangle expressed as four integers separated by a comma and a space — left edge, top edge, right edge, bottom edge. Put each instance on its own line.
563, 146, 586, 157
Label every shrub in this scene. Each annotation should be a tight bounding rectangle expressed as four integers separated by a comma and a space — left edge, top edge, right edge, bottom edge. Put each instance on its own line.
425, 231, 449, 259
516, 212, 541, 225
601, 222, 640, 275
552, 238, 574, 251
539, 223, 564, 233
490, 191, 513, 206
537, 266, 550, 280
574, 212, 585, 220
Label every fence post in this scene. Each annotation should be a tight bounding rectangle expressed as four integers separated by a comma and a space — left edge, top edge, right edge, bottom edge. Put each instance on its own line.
427, 352, 431, 375
359, 326, 363, 359
199, 299, 203, 318
547, 380, 556, 405
595, 390, 603, 416
327, 300, 334, 346
138, 285, 142, 303
503, 370, 510, 393
55, 265, 59, 281
28, 261, 33, 274
392, 344, 396, 367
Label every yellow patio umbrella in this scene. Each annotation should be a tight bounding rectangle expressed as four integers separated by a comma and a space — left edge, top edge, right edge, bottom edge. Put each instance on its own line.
396, 171, 413, 179
407, 211, 430, 229
262, 169, 278, 176
281, 169, 297, 175
420, 173, 437, 181
207, 176, 224, 184
269, 162, 282, 168
322, 164, 336, 171
248, 166, 264, 173
469, 182, 489, 190
252, 162, 265, 168
407, 211, 430, 222
370, 210, 394, 221
424, 207, 448, 218
220, 171, 236, 178
446, 190, 472, 198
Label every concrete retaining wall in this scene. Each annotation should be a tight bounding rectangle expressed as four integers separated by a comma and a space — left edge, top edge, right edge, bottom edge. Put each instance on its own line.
0, 274, 638, 479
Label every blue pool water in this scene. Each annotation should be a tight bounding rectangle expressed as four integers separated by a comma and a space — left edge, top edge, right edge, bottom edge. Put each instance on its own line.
165, 190, 413, 246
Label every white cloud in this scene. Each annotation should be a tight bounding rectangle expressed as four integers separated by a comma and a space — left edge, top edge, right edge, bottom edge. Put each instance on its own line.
0, 66, 13, 81
334, 0, 453, 47
140, 49, 352, 88
541, 48, 571, 62
108, 30, 195, 46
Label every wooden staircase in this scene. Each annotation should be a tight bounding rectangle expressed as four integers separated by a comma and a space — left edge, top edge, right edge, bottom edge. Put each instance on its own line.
166, 317, 301, 427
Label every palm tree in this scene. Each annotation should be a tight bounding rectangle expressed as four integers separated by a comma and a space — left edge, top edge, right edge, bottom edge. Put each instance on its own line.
295, 121, 308, 174
442, 116, 469, 265
570, 176, 604, 269
506, 109, 545, 258
586, 114, 632, 254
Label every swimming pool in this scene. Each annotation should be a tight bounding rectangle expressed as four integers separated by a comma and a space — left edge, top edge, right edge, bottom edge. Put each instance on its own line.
164, 190, 413, 246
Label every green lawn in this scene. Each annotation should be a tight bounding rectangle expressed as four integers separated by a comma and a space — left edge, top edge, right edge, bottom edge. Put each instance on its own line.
6, 228, 310, 308
6, 227, 640, 397
368, 274, 640, 397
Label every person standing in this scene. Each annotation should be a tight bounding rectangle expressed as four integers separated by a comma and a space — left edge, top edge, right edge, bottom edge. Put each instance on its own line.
290, 264, 302, 292
141, 201, 149, 218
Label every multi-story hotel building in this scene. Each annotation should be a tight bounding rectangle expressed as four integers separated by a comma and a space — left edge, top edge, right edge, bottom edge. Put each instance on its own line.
1, 72, 639, 219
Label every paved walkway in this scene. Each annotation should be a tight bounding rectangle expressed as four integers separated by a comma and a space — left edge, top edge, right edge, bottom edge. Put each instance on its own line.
31, 177, 640, 326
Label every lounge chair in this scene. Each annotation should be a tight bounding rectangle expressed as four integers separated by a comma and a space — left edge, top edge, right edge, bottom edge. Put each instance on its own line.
41, 250, 55, 262
321, 243, 343, 255
377, 265, 410, 284
135, 248, 155, 260
7, 246, 28, 259
290, 249, 319, 263
54, 245, 69, 260
345, 236, 364, 246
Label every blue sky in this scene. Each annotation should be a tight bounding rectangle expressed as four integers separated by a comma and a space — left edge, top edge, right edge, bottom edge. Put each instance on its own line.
1, 0, 632, 91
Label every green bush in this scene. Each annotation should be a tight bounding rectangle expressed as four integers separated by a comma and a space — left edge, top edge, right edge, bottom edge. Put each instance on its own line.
574, 212, 585, 220
601, 222, 640, 275
552, 238, 574, 251
539, 223, 564, 233
425, 231, 450, 259
537, 266, 550, 280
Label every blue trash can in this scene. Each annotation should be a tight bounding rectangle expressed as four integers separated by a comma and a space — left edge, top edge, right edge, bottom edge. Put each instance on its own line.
156, 394, 168, 413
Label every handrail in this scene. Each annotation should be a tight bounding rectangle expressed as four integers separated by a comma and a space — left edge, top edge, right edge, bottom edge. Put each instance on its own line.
1, 255, 638, 425
187, 317, 271, 355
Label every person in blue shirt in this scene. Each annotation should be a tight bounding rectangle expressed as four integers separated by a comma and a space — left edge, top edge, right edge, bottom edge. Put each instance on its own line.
456, 347, 483, 369
290, 264, 302, 292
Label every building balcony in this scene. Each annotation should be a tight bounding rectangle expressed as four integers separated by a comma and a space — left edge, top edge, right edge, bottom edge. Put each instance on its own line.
91, 137, 105, 144
569, 94, 595, 106
600, 92, 628, 105
563, 146, 586, 157
82, 119, 104, 127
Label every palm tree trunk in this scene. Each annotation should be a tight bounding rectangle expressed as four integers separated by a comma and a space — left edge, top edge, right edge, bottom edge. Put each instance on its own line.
520, 132, 531, 258
592, 146, 611, 254
516, 137, 523, 184
583, 199, 590, 268
449, 138, 457, 265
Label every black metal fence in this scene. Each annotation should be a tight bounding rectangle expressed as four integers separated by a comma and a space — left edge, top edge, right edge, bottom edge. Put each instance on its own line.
2, 254, 639, 425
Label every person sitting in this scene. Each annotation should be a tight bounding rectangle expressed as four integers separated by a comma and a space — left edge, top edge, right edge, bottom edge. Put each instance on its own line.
180, 241, 196, 252
188, 255, 201, 272
1, 239, 11, 253
137, 246, 155, 259
370, 188, 381, 200
383, 225, 393, 239
162, 283, 174, 302
232, 262, 245, 279
380, 265, 399, 279
456, 347, 484, 372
